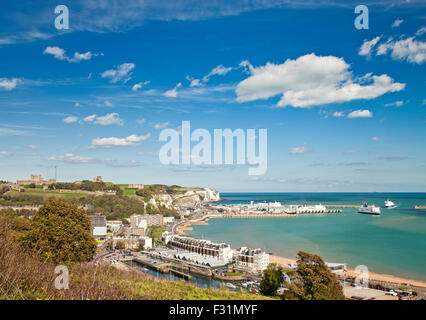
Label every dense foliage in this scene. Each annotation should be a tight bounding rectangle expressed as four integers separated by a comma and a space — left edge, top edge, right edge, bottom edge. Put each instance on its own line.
0, 208, 31, 241
260, 263, 284, 295
50, 180, 123, 195
0, 192, 45, 205
22, 199, 97, 264
75, 195, 145, 220
285, 251, 345, 300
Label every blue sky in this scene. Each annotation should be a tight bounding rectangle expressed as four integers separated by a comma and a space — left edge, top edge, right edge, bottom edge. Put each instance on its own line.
0, 0, 425, 192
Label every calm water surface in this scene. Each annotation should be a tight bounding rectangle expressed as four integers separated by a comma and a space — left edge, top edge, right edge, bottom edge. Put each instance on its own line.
187, 193, 426, 281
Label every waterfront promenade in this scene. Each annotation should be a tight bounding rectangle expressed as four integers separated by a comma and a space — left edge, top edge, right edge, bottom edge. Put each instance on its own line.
269, 255, 426, 289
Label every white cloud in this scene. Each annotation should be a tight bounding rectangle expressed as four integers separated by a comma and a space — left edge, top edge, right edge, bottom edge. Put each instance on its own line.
333, 111, 344, 117
347, 109, 373, 118
235, 53, 405, 108
136, 119, 146, 124
391, 18, 403, 28
416, 27, 426, 36
104, 100, 113, 107
74, 102, 81, 107
90, 134, 150, 148
154, 122, 170, 130
27, 145, 41, 150
0, 151, 13, 156
101, 63, 135, 83
359, 36, 381, 56
62, 116, 78, 123
186, 76, 203, 87
0, 127, 31, 136
83, 113, 123, 125
385, 100, 404, 107
94, 113, 123, 126
83, 114, 97, 122
203, 65, 233, 82
0, 78, 21, 90
371, 136, 382, 141
163, 83, 182, 98
43, 46, 66, 60
132, 81, 150, 91
289, 146, 309, 154
239, 60, 254, 74
43, 46, 102, 63
377, 37, 426, 64
49, 153, 94, 164
48, 153, 141, 167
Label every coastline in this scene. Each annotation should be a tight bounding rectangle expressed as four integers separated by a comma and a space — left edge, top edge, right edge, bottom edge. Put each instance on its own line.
179, 215, 426, 289
269, 255, 426, 289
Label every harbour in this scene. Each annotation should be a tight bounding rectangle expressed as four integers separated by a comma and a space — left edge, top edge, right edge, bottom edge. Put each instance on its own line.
186, 192, 426, 283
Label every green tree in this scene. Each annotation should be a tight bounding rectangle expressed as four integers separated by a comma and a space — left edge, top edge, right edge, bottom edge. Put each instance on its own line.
0, 208, 31, 241
115, 240, 125, 250
23, 198, 97, 264
260, 263, 284, 296
286, 251, 345, 300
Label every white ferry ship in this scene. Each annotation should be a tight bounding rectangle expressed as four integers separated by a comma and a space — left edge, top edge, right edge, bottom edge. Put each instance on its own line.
358, 203, 381, 215
384, 199, 398, 209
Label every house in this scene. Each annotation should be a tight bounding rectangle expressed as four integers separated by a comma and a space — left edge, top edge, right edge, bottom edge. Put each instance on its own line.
235, 247, 270, 272
89, 214, 107, 240
106, 220, 123, 233
163, 216, 175, 224
130, 214, 163, 227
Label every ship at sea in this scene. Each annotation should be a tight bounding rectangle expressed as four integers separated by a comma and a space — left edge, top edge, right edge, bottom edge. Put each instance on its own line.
384, 199, 398, 209
358, 202, 381, 215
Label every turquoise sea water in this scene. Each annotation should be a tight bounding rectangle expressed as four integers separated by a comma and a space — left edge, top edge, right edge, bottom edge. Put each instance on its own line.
187, 193, 426, 281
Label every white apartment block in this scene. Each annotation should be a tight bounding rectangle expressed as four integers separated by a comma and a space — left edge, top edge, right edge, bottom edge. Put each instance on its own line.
168, 235, 233, 263
236, 247, 270, 272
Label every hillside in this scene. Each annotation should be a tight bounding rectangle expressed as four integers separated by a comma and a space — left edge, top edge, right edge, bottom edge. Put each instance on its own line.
138, 185, 220, 208
0, 183, 220, 220
0, 219, 269, 300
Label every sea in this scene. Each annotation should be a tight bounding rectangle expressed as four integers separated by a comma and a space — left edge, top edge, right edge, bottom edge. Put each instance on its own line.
186, 193, 426, 282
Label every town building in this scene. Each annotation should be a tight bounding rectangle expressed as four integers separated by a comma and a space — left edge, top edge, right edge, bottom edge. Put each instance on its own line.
128, 184, 144, 189
89, 214, 107, 240
162, 231, 173, 244
235, 247, 270, 272
130, 214, 163, 227
167, 235, 233, 263
93, 176, 103, 183
17, 174, 56, 186
106, 220, 123, 233
124, 227, 146, 237
163, 216, 175, 224
112, 236, 152, 250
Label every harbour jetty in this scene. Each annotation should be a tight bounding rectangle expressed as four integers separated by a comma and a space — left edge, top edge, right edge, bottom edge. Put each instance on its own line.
414, 205, 426, 209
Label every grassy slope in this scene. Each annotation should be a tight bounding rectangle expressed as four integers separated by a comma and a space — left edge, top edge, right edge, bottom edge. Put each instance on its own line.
0, 233, 271, 300
8, 189, 88, 198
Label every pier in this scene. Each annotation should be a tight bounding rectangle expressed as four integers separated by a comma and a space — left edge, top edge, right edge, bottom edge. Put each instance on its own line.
414, 205, 426, 210
219, 213, 296, 218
